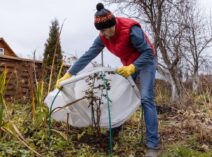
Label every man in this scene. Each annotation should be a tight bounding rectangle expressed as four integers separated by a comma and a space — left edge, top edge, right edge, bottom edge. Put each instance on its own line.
56, 3, 159, 156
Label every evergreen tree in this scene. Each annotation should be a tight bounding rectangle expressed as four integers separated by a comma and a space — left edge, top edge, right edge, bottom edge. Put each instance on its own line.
42, 19, 63, 90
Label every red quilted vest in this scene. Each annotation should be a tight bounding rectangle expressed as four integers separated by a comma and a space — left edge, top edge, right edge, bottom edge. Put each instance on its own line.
100, 17, 155, 66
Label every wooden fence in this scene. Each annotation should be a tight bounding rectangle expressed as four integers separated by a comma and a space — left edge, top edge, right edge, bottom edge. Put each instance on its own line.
0, 56, 42, 102
0, 56, 68, 102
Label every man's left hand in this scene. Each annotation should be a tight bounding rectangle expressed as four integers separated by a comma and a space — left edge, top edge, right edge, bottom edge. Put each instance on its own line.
116, 64, 136, 78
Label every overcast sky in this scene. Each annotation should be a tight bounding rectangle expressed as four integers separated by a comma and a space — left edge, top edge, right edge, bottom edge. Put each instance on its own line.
0, 0, 212, 68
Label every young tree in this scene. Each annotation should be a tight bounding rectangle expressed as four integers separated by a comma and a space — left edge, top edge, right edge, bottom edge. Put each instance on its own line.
183, 4, 212, 93
42, 19, 63, 91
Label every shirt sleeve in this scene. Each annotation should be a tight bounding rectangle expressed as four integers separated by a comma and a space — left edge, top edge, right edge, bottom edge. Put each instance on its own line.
130, 25, 154, 71
67, 36, 105, 75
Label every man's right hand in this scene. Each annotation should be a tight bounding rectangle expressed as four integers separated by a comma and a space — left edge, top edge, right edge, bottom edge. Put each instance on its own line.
56, 73, 72, 89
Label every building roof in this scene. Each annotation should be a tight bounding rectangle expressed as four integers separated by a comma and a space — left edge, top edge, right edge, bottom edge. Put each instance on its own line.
0, 37, 18, 57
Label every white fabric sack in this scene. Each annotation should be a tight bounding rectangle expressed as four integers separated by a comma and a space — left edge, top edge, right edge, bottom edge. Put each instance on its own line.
44, 67, 140, 128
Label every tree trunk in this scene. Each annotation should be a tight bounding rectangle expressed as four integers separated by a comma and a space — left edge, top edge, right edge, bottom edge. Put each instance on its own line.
157, 66, 182, 102
170, 76, 182, 102
170, 78, 178, 101
169, 68, 183, 102
192, 69, 199, 93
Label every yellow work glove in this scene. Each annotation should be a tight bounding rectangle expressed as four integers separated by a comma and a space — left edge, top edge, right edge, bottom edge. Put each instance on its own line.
116, 64, 136, 78
56, 73, 72, 89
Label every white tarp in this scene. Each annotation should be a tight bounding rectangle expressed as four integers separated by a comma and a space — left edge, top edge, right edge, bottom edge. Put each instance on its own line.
44, 67, 140, 128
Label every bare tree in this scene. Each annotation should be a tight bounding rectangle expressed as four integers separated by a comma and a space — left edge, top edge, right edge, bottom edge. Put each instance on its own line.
104, 0, 194, 101
182, 3, 212, 93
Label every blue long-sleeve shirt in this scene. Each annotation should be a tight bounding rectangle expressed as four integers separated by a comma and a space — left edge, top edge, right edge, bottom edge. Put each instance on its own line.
68, 25, 154, 75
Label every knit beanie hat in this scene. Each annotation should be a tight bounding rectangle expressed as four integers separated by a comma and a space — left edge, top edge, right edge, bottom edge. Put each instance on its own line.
94, 3, 116, 30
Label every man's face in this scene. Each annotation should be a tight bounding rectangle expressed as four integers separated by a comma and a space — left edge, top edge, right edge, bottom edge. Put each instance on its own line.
100, 26, 116, 39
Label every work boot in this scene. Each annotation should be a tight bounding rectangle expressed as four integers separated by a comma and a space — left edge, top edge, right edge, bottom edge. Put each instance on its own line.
144, 149, 159, 157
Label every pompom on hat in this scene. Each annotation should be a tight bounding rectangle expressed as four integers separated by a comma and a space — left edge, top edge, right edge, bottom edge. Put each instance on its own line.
94, 3, 116, 30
